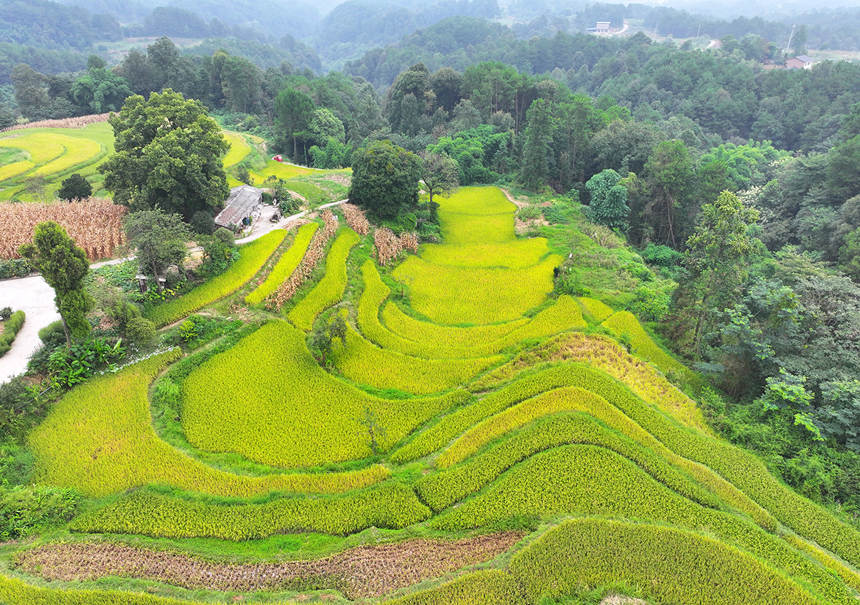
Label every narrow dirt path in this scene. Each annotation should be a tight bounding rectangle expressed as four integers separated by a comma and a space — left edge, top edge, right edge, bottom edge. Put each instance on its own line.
16, 532, 523, 599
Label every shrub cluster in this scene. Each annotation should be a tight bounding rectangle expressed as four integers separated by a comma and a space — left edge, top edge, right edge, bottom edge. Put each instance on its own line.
146, 230, 286, 326
0, 310, 25, 356
0, 258, 33, 279
71, 482, 431, 540
268, 210, 338, 310
0, 485, 79, 540
245, 222, 318, 305
288, 228, 360, 330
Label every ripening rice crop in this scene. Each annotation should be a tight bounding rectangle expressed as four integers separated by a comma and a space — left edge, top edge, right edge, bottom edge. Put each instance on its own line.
71, 482, 431, 540
146, 230, 286, 326
0, 574, 215, 605
182, 321, 469, 468
476, 331, 709, 432
469, 362, 860, 564
0, 160, 34, 182
0, 198, 125, 260
434, 186, 517, 244
384, 569, 522, 605
601, 310, 691, 378
432, 445, 854, 604
383, 302, 527, 346
359, 263, 583, 359
509, 518, 821, 605
331, 320, 503, 394
0, 132, 66, 166
222, 131, 252, 168
28, 350, 390, 498
417, 412, 721, 512
576, 296, 613, 321
31, 135, 102, 177
419, 238, 550, 268
288, 228, 360, 330
393, 255, 560, 325
245, 222, 318, 305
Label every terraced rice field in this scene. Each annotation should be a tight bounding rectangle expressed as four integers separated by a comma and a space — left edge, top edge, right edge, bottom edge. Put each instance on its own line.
0, 123, 348, 205
5, 186, 858, 604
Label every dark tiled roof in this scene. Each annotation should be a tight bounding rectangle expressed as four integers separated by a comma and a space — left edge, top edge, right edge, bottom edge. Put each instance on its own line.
214, 186, 262, 229
795, 55, 813, 63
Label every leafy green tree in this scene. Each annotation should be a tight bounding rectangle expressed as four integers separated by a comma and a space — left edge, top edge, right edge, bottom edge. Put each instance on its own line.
839, 227, 860, 280
430, 67, 463, 112
826, 134, 860, 202
420, 151, 459, 205
308, 108, 345, 145
123, 209, 190, 291
70, 63, 132, 113
57, 174, 92, 202
643, 140, 694, 248
100, 89, 229, 220
19, 222, 92, 344
520, 98, 555, 191
585, 169, 629, 232
680, 190, 760, 356
274, 88, 315, 161
308, 314, 347, 367
349, 140, 421, 219
11, 63, 50, 120
219, 55, 261, 113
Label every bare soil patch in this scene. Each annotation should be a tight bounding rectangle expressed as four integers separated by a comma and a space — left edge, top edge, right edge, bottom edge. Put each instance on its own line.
16, 532, 522, 599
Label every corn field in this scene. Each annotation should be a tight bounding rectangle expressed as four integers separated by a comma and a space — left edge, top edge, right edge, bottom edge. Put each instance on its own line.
0, 113, 110, 133
0, 198, 126, 260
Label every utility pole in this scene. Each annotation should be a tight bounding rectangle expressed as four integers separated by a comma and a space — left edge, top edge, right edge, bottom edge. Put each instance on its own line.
784, 24, 796, 54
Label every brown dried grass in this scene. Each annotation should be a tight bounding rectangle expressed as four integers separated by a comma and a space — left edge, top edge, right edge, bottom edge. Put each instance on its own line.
341, 203, 369, 236
373, 228, 419, 266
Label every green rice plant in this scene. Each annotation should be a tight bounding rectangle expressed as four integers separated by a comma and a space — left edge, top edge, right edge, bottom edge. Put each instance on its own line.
70, 482, 430, 540
382, 301, 527, 348
332, 321, 503, 395
384, 569, 524, 604
28, 350, 391, 498
182, 321, 470, 468
509, 518, 820, 605
288, 229, 359, 330
0, 132, 66, 165
395, 362, 770, 529
433, 445, 854, 604
146, 230, 286, 327
437, 387, 686, 471
31, 136, 102, 178
475, 361, 860, 565
392, 255, 561, 325
245, 222, 318, 305
434, 186, 517, 244
601, 310, 691, 378
420, 238, 549, 269
358, 262, 583, 359
0, 160, 34, 183
473, 331, 710, 433
222, 131, 252, 168
417, 412, 722, 512
0, 573, 232, 605
577, 296, 613, 321
784, 534, 860, 593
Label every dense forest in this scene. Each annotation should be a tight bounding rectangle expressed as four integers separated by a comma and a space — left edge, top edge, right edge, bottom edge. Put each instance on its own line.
1, 0, 858, 524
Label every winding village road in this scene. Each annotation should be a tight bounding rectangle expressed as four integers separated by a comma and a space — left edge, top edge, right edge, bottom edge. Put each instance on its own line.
0, 198, 347, 384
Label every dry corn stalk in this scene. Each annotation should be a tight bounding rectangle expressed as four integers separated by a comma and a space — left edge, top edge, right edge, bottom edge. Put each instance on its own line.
267, 210, 338, 310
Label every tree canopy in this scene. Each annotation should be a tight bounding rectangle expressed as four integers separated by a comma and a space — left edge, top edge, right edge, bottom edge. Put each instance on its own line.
349, 140, 421, 219
100, 89, 229, 220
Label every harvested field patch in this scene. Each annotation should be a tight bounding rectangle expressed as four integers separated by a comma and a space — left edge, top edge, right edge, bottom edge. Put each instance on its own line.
17, 532, 522, 599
